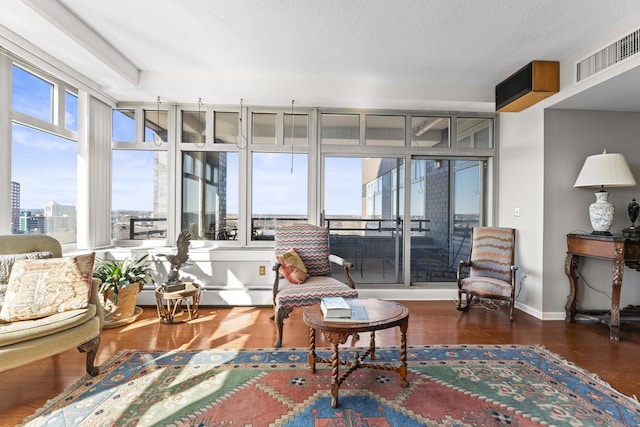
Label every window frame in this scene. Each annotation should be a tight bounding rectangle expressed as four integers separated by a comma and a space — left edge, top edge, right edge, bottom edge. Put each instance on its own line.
108, 103, 497, 261
246, 106, 317, 247
111, 103, 173, 247
7, 59, 80, 248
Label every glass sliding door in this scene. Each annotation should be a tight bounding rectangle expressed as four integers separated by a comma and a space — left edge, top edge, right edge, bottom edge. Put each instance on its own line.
324, 157, 405, 284
409, 158, 485, 283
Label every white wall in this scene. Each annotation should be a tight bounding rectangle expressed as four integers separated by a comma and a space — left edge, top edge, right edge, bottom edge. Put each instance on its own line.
498, 107, 546, 317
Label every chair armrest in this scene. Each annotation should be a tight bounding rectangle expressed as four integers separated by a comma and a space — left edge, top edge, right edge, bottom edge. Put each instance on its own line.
89, 278, 104, 330
457, 260, 471, 283
329, 254, 355, 289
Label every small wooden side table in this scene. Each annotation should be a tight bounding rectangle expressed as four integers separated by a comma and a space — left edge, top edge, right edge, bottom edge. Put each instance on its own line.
155, 282, 202, 323
303, 298, 409, 408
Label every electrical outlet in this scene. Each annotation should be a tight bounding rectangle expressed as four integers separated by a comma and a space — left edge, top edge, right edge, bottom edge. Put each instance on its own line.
259, 265, 266, 276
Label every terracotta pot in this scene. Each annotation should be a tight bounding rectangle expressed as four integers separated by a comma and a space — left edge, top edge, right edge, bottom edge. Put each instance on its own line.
100, 281, 144, 328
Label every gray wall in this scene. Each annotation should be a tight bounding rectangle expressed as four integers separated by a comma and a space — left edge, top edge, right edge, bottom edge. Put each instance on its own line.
544, 109, 640, 312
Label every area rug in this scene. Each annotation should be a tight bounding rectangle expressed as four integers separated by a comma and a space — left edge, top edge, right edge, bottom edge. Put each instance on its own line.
20, 345, 640, 426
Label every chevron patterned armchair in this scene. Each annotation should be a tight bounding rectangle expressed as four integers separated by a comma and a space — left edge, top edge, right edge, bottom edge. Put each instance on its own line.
456, 227, 518, 321
272, 223, 358, 348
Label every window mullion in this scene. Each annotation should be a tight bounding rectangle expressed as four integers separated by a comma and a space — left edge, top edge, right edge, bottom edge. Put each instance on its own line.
0, 53, 11, 234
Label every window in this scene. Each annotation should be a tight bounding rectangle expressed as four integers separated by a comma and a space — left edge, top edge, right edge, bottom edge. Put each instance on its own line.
284, 114, 308, 146
10, 64, 78, 243
457, 118, 493, 148
144, 108, 168, 144
249, 109, 310, 241
252, 113, 277, 145
4, 52, 497, 288
107, 102, 494, 286
251, 153, 308, 239
366, 115, 405, 147
112, 109, 135, 142
321, 114, 359, 145
181, 110, 206, 144
411, 117, 449, 147
12, 66, 53, 123
111, 150, 168, 240
181, 151, 239, 240
215, 112, 240, 144
111, 106, 169, 241
65, 92, 78, 131
12, 124, 77, 242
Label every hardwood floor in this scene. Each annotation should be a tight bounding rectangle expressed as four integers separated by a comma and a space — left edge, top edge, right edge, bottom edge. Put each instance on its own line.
2, 300, 639, 426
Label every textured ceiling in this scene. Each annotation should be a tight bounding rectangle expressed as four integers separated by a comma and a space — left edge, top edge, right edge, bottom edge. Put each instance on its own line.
2, 0, 640, 111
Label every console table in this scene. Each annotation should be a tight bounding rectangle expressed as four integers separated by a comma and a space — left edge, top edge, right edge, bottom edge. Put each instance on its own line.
564, 233, 640, 341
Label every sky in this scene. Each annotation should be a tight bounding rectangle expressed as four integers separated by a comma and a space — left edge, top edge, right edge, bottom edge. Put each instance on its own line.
11, 66, 78, 210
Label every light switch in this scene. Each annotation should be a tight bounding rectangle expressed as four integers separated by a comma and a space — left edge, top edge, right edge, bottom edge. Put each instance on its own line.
514, 207, 520, 217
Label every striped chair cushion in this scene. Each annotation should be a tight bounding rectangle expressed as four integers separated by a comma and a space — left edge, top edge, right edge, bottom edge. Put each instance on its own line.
275, 276, 359, 311
460, 276, 512, 298
469, 227, 514, 283
274, 224, 331, 277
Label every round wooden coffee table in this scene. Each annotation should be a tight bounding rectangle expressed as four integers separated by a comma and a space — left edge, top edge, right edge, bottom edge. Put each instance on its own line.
303, 298, 409, 407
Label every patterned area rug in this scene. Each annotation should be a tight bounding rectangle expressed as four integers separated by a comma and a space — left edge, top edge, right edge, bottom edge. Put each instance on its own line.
21, 345, 640, 426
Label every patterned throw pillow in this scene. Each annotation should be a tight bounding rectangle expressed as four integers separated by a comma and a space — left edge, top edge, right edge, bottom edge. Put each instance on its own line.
277, 248, 309, 284
0, 253, 95, 322
0, 252, 54, 284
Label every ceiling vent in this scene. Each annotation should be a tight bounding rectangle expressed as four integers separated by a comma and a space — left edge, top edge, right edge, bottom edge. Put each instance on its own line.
577, 29, 640, 82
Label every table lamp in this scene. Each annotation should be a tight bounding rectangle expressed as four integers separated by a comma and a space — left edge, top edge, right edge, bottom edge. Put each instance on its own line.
574, 150, 636, 235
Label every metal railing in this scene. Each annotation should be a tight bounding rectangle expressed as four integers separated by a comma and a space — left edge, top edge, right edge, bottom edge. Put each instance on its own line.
129, 217, 167, 239
124, 216, 438, 240
325, 217, 430, 233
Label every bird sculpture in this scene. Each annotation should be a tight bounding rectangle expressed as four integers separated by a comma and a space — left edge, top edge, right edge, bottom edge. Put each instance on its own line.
166, 231, 191, 284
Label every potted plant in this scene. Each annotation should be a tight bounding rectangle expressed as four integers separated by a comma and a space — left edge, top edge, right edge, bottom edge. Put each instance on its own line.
93, 252, 156, 328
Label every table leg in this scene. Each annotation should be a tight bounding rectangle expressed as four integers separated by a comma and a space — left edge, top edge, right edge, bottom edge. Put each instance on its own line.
192, 292, 201, 318
331, 342, 340, 408
369, 331, 376, 361
564, 253, 579, 322
308, 328, 316, 373
611, 258, 624, 342
155, 293, 163, 319
399, 318, 409, 387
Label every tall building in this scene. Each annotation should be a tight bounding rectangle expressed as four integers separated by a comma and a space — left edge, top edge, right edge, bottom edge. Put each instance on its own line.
44, 201, 77, 242
11, 181, 20, 233
19, 211, 44, 234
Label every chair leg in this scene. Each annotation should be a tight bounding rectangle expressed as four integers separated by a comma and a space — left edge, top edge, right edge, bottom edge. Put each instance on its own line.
274, 307, 293, 348
509, 299, 515, 322
78, 335, 100, 376
456, 290, 469, 311
457, 292, 473, 312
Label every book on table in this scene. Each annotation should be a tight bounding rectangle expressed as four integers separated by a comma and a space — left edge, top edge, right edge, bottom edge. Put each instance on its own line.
320, 298, 369, 323
321, 297, 352, 318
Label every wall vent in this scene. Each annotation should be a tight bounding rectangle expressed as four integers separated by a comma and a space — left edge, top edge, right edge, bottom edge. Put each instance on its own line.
577, 29, 640, 82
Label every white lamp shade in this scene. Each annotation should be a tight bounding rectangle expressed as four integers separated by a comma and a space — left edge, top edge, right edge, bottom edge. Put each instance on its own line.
574, 150, 636, 188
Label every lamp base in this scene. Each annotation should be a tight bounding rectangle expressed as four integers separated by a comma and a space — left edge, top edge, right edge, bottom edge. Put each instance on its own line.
591, 230, 612, 236
589, 191, 614, 235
